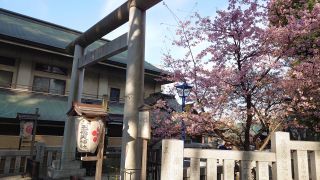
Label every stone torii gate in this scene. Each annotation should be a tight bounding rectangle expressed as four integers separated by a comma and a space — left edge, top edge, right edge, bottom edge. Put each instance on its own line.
49, 0, 161, 179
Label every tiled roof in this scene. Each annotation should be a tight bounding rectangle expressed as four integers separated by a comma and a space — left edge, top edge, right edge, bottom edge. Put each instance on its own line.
0, 89, 68, 121
0, 8, 162, 73
0, 9, 103, 51
0, 89, 124, 122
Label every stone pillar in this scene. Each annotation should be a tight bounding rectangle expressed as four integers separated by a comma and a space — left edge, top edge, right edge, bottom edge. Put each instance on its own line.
61, 44, 84, 163
223, 160, 234, 180
67, 44, 84, 108
206, 159, 217, 180
256, 161, 269, 180
48, 44, 86, 179
310, 151, 320, 180
160, 139, 184, 180
77, 68, 85, 101
120, 2, 146, 180
138, 105, 151, 180
271, 132, 292, 179
293, 150, 309, 180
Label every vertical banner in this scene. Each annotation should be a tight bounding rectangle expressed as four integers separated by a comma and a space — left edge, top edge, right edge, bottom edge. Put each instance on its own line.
20, 121, 34, 138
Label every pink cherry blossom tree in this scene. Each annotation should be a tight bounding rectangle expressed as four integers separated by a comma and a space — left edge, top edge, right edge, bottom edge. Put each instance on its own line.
268, 0, 320, 139
158, 0, 287, 150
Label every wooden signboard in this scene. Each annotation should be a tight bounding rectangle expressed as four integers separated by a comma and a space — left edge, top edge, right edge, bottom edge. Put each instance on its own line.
17, 109, 39, 157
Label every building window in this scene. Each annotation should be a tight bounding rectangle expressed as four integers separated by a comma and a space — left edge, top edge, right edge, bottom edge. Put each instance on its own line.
35, 63, 67, 75
0, 56, 15, 66
32, 76, 66, 95
0, 70, 13, 87
110, 88, 120, 102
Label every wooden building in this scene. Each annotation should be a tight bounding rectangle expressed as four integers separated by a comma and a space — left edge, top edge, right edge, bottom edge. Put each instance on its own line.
0, 8, 165, 150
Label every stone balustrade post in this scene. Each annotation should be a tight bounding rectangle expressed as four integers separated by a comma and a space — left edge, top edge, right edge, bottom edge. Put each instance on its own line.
161, 139, 184, 180
271, 132, 292, 179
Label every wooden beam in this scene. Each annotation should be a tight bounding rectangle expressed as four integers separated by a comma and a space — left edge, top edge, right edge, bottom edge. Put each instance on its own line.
81, 155, 108, 161
78, 33, 128, 68
81, 156, 98, 161
95, 125, 106, 180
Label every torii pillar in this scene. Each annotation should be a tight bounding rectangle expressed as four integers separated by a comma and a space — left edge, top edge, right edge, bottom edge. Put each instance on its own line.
62, 44, 84, 163
48, 44, 86, 178
120, 1, 146, 180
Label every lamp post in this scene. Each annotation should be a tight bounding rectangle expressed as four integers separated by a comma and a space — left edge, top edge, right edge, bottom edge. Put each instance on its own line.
175, 82, 192, 141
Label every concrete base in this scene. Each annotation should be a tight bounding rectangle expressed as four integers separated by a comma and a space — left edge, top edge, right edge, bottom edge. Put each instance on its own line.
47, 160, 86, 179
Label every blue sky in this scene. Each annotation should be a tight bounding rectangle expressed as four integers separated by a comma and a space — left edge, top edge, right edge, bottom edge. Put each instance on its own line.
0, 0, 228, 66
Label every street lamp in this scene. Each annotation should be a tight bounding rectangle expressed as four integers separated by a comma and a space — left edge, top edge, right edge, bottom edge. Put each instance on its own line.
175, 81, 192, 141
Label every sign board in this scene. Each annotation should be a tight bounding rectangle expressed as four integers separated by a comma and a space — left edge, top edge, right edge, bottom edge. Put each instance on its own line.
22, 121, 34, 138
138, 111, 151, 140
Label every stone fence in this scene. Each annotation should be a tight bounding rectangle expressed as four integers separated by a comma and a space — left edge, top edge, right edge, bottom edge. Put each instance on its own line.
161, 132, 320, 180
0, 136, 122, 178
0, 143, 61, 178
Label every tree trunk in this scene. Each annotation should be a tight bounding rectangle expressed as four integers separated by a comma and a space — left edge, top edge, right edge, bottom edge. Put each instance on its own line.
258, 122, 282, 151
244, 95, 252, 151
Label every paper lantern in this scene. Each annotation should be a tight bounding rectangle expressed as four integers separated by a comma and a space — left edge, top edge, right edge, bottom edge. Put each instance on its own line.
76, 117, 104, 153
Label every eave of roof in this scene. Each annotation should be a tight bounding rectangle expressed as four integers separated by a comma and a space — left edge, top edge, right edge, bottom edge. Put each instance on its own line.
0, 88, 125, 122
0, 8, 163, 74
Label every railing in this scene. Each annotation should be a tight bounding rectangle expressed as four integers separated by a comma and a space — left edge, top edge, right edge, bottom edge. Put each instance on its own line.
35, 143, 62, 178
161, 132, 320, 180
0, 150, 30, 177
0, 84, 126, 103
148, 149, 162, 180
0, 83, 68, 97
0, 143, 61, 178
